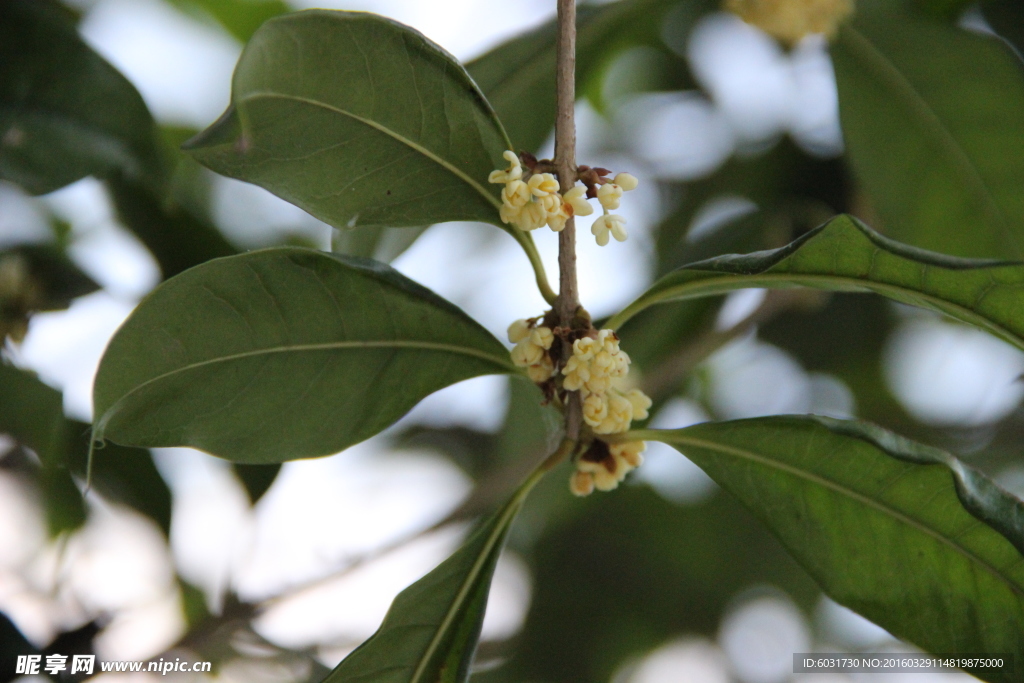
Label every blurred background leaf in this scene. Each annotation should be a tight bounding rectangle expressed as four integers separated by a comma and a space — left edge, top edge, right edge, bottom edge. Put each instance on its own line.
0, 0, 165, 194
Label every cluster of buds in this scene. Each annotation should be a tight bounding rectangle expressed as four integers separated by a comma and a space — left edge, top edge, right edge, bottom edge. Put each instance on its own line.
570, 440, 647, 496
507, 317, 556, 383
562, 329, 652, 436
725, 0, 854, 44
489, 151, 638, 246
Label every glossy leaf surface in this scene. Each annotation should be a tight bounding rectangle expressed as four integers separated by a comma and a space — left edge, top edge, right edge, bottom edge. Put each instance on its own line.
185, 10, 510, 231
833, 16, 1024, 258
92, 248, 514, 464
324, 468, 542, 683
0, 0, 164, 194
639, 417, 1024, 680
609, 216, 1024, 354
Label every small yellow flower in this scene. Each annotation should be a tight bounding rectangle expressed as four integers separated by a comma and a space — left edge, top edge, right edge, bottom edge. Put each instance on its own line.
591, 214, 628, 246
597, 182, 624, 211
488, 150, 523, 184
528, 172, 559, 197
725, 0, 854, 43
564, 186, 594, 216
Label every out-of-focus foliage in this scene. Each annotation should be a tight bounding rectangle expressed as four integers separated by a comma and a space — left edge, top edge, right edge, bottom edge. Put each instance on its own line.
4, 0, 1024, 681
0, 0, 165, 194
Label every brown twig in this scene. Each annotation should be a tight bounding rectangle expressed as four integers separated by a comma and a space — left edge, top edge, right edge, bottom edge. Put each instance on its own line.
554, 0, 582, 441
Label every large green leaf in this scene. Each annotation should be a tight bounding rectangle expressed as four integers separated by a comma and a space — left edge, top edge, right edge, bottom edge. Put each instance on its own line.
91, 248, 515, 464
184, 10, 509, 231
0, 0, 164, 194
607, 215, 1024, 354
467, 0, 713, 154
832, 15, 1024, 259
324, 466, 544, 683
636, 417, 1024, 680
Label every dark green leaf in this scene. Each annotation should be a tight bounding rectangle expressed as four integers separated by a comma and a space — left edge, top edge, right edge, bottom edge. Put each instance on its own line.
106, 175, 237, 279
0, 0, 164, 194
982, 0, 1024, 63
467, 0, 714, 153
1, 245, 101, 342
324, 467, 543, 683
0, 363, 67, 467
167, 0, 290, 43
0, 364, 171, 535
38, 467, 87, 536
638, 416, 1024, 678
92, 248, 515, 464
608, 215, 1024, 355
493, 486, 819, 683
233, 463, 280, 504
66, 423, 172, 536
185, 10, 510, 231
832, 16, 1024, 258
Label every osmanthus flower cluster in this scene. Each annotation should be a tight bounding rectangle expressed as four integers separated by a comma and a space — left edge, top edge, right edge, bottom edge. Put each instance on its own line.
489, 150, 638, 246
507, 317, 652, 496
725, 0, 854, 44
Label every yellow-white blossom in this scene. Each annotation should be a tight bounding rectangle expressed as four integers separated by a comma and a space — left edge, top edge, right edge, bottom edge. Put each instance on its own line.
614, 172, 639, 191
570, 440, 647, 496
528, 172, 559, 197
725, 0, 854, 43
564, 186, 594, 216
597, 182, 623, 211
561, 329, 649, 436
488, 150, 523, 184
591, 214, 628, 247
508, 318, 556, 383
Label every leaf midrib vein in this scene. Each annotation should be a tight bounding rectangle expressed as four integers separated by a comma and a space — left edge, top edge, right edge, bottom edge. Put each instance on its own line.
407, 470, 539, 683
649, 432, 1024, 599
98, 339, 514, 430
237, 91, 501, 211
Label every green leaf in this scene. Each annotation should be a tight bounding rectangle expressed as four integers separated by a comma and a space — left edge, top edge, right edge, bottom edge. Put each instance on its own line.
106, 175, 237, 279
608, 215, 1024, 354
832, 15, 1024, 258
467, 0, 714, 153
637, 416, 1024, 679
0, 0, 164, 194
0, 363, 171, 535
184, 10, 510, 232
166, 0, 290, 43
982, 0, 1024, 63
331, 224, 429, 264
324, 466, 543, 683
233, 463, 280, 504
503, 485, 819, 683
92, 248, 515, 464
0, 363, 68, 467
